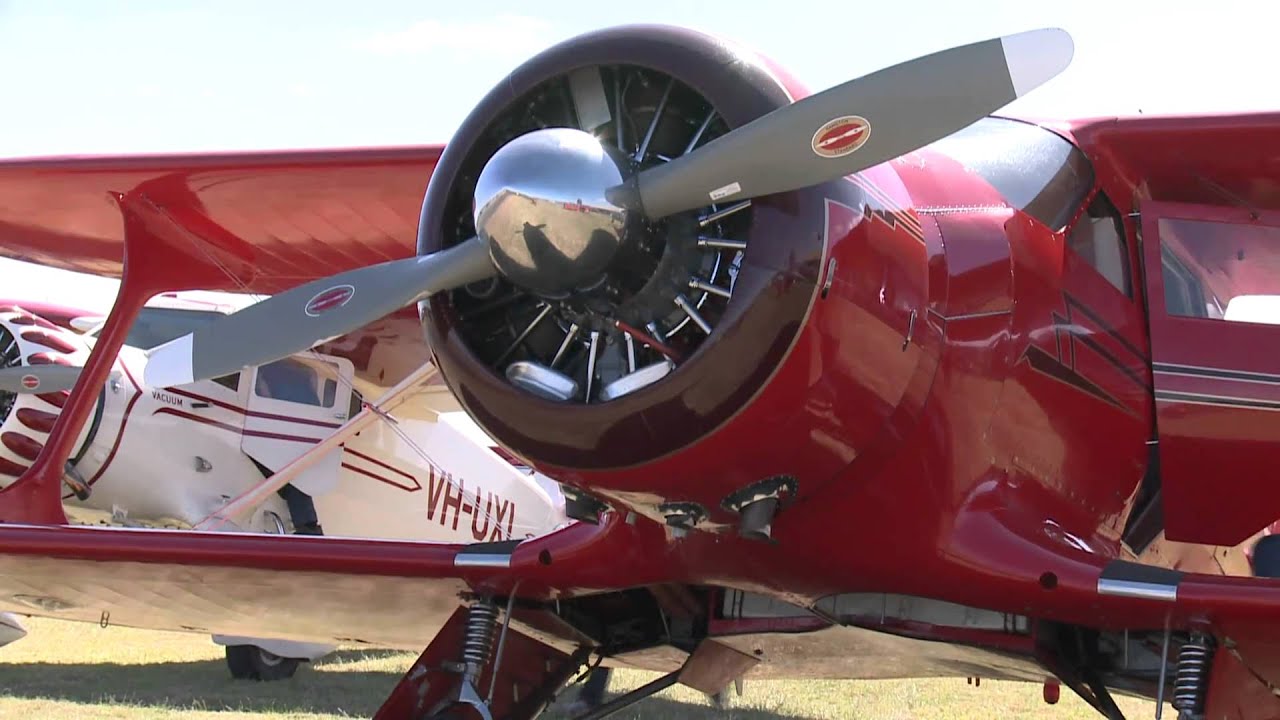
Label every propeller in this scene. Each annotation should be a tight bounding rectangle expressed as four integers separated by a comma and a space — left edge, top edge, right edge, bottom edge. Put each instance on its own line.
143, 27, 1073, 388
623, 28, 1074, 219
0, 365, 83, 394
143, 237, 495, 388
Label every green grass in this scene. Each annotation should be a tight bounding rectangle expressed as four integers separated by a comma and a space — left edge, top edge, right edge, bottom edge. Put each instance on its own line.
0, 617, 1158, 719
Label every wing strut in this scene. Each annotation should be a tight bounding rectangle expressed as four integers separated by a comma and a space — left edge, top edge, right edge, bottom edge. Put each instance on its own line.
194, 361, 442, 531
0, 191, 258, 524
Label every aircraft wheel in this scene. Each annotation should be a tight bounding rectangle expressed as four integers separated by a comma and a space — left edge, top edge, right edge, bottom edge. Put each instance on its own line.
225, 644, 301, 681
1255, 534, 1280, 578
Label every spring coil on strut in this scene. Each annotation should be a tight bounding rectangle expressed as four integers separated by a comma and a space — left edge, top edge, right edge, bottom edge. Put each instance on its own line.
462, 601, 500, 670
1171, 633, 1214, 717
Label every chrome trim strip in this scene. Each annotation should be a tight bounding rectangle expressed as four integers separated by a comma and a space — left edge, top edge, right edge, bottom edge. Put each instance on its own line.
454, 553, 512, 569
1097, 577, 1177, 602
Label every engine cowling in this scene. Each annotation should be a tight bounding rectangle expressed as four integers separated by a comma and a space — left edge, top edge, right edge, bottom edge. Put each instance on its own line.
0, 306, 97, 488
419, 26, 929, 530
421, 26, 826, 466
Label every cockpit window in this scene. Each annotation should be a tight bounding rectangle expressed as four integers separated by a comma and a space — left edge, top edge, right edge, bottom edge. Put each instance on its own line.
255, 358, 338, 408
926, 117, 1095, 231
1067, 192, 1132, 296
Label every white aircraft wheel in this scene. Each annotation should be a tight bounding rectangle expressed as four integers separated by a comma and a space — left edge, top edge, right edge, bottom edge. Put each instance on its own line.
224, 644, 302, 681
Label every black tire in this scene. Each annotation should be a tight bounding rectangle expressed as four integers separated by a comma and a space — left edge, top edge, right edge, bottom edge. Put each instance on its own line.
1255, 534, 1280, 578
225, 644, 302, 681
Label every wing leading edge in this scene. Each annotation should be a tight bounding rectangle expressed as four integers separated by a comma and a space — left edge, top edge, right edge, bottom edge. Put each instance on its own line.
0, 145, 444, 293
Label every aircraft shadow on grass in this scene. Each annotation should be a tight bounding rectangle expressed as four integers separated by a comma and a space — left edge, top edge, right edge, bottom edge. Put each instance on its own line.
0, 657, 806, 719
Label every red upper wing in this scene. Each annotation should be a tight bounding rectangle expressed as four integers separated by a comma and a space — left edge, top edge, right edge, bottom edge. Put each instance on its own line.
0, 146, 444, 292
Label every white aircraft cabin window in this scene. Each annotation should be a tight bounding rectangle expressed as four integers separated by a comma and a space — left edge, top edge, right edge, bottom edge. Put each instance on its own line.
1159, 217, 1280, 324
1067, 193, 1132, 296
212, 373, 240, 392
254, 357, 338, 408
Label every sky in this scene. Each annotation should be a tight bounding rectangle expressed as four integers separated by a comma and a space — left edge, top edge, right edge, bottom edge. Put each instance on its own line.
0, 0, 1273, 302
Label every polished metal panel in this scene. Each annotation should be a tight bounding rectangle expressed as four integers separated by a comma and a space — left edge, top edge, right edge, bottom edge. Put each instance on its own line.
453, 553, 513, 569
473, 128, 630, 297
599, 362, 672, 402
1096, 577, 1178, 602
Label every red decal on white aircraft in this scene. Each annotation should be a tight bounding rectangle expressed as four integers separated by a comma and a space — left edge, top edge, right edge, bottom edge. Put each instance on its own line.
442, 478, 466, 532
492, 497, 515, 541
304, 285, 355, 317
811, 116, 871, 159
19, 374, 38, 390
343, 448, 422, 492
423, 466, 516, 541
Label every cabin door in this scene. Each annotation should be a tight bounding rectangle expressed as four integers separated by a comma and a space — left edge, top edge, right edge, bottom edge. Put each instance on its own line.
241, 353, 355, 496
1141, 200, 1280, 546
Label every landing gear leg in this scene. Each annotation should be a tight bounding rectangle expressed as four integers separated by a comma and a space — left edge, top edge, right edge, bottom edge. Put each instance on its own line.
375, 601, 591, 720
426, 599, 503, 720
570, 670, 681, 720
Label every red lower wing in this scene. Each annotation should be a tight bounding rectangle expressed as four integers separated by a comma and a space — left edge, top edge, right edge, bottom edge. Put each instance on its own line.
0, 514, 658, 647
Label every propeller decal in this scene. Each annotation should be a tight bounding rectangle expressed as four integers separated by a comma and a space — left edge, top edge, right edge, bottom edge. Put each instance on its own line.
304, 285, 356, 317
811, 116, 871, 158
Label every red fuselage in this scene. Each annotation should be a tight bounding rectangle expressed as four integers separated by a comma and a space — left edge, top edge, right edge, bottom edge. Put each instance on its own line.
446, 129, 1169, 621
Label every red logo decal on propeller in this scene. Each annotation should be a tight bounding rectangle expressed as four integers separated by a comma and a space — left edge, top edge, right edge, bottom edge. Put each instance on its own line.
20, 374, 38, 390
304, 285, 355, 317
811, 116, 871, 159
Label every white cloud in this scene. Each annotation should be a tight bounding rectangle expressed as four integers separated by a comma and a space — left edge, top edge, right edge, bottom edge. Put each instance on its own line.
353, 14, 554, 59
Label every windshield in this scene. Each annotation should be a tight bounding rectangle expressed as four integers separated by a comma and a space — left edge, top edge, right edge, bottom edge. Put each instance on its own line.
926, 117, 1095, 231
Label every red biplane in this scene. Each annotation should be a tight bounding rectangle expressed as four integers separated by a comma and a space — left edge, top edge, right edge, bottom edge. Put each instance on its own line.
1, 23, 1279, 720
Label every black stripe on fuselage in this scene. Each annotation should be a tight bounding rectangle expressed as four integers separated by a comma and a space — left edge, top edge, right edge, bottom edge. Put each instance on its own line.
1153, 362, 1280, 386
1023, 344, 1126, 411
1155, 389, 1280, 411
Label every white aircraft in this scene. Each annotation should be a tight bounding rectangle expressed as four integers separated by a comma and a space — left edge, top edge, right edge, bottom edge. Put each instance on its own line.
0, 289, 572, 680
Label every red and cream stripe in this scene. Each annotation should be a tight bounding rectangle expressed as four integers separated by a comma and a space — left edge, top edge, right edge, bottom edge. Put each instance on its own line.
0, 308, 96, 487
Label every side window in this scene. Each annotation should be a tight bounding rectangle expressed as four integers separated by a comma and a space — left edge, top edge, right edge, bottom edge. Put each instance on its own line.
1158, 217, 1280, 324
1067, 192, 1132, 296
212, 373, 241, 392
254, 358, 337, 408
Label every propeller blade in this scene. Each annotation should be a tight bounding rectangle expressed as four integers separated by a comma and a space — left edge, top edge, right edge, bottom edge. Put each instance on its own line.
144, 236, 496, 388
0, 365, 82, 394
628, 28, 1074, 219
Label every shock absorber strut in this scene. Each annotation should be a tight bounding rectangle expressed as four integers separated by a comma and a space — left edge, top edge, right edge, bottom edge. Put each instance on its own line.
462, 600, 500, 687
425, 598, 503, 720
1171, 633, 1215, 720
